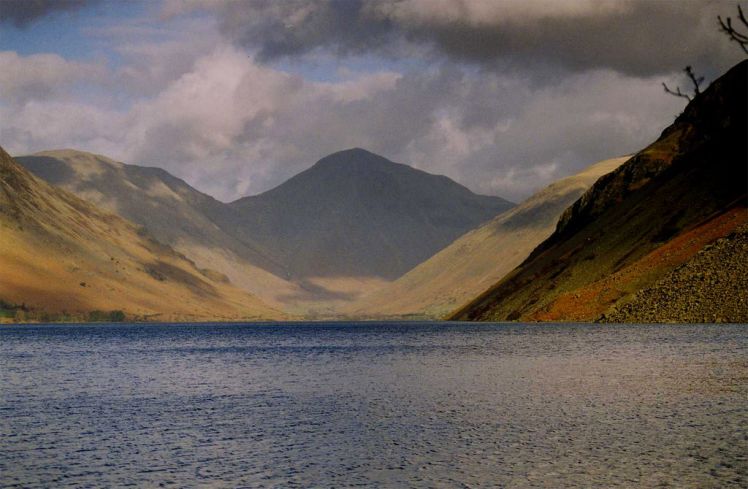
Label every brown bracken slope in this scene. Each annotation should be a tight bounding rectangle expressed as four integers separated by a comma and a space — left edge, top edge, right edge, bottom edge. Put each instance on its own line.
451, 60, 747, 322
0, 145, 283, 322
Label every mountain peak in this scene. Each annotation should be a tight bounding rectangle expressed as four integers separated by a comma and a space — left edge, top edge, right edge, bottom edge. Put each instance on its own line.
312, 147, 394, 170
228, 148, 514, 279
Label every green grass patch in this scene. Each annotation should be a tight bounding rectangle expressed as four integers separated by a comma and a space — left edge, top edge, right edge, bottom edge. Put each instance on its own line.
87, 310, 126, 322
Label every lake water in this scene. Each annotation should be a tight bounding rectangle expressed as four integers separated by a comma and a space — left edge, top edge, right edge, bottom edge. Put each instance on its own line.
1, 322, 746, 488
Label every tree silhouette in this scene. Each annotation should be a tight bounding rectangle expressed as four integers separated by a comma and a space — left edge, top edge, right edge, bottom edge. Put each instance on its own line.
663, 5, 747, 103
718, 4, 748, 54
662, 66, 705, 101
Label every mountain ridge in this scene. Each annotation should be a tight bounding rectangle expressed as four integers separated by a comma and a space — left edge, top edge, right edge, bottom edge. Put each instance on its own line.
17, 146, 514, 315
0, 145, 283, 321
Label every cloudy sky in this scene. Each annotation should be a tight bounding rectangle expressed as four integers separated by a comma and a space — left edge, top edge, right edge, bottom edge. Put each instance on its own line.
0, 0, 743, 202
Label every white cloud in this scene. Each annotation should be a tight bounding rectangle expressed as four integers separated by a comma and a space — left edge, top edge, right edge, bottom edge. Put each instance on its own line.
0, 51, 107, 105
1, 99, 124, 156
44, 44, 404, 201
0, 30, 688, 204
379, 68, 686, 201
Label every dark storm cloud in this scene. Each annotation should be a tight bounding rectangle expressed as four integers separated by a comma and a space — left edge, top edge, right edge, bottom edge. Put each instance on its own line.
0, 0, 96, 27
192, 0, 743, 78
405, 2, 735, 78
201, 0, 396, 61
259, 1, 391, 61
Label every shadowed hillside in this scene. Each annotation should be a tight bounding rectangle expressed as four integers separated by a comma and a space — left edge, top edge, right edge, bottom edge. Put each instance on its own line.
348, 156, 628, 319
0, 146, 283, 321
225, 148, 513, 280
452, 60, 748, 322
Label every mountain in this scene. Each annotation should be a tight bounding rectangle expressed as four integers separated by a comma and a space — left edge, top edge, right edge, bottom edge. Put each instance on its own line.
17, 147, 511, 316
16, 149, 301, 311
224, 148, 514, 280
0, 146, 282, 321
348, 156, 628, 319
452, 60, 748, 322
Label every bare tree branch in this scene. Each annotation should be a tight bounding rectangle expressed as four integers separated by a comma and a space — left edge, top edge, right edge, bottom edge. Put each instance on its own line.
662, 82, 691, 101
666, 5, 747, 105
663, 66, 704, 101
718, 4, 748, 54
684, 66, 704, 95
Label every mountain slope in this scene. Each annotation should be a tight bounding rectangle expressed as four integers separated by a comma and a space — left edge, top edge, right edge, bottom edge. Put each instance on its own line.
16, 149, 300, 310
349, 156, 628, 319
225, 148, 514, 280
0, 146, 282, 321
452, 60, 748, 322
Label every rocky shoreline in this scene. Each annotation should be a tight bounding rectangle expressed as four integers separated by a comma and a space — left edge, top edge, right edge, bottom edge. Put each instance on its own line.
603, 221, 748, 323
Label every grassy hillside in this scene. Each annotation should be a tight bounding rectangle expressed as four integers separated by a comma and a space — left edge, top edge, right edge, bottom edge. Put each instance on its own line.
347, 156, 628, 319
452, 60, 748, 322
16, 150, 301, 311
0, 146, 283, 322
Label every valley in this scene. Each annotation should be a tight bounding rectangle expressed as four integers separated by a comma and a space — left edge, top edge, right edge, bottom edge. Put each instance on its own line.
3, 62, 746, 323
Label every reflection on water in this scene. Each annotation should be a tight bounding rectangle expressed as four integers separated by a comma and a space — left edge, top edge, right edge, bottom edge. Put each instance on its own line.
1, 322, 746, 487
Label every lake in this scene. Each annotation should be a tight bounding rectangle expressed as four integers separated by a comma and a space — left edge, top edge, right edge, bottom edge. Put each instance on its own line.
1, 322, 746, 487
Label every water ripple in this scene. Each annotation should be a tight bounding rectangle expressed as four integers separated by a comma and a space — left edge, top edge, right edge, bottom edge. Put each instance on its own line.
1, 322, 746, 487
